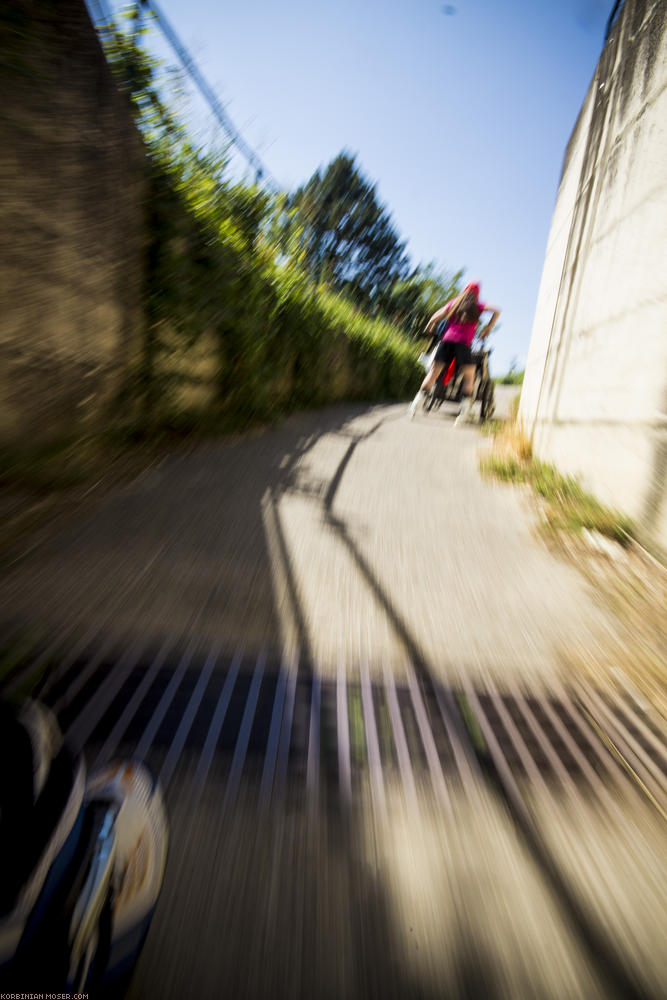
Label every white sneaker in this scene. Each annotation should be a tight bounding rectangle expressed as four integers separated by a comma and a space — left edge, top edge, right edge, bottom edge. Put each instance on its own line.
408, 391, 425, 419
454, 398, 473, 427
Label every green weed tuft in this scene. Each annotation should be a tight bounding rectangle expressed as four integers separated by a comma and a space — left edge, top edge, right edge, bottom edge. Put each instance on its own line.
481, 424, 635, 545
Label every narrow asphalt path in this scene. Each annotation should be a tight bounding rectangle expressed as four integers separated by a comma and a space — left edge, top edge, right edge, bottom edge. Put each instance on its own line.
3, 396, 665, 1000
1, 396, 608, 688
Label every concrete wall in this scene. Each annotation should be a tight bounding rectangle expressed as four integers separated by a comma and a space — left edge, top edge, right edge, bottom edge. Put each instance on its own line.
520, 0, 667, 552
0, 0, 145, 445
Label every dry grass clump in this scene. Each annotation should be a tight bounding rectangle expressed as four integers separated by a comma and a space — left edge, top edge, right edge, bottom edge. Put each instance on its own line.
480, 418, 634, 545
480, 416, 532, 478
480, 412, 665, 708
558, 533, 667, 715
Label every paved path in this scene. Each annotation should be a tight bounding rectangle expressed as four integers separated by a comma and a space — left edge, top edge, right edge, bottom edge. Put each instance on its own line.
1, 396, 604, 685
2, 397, 665, 1000
1, 397, 606, 687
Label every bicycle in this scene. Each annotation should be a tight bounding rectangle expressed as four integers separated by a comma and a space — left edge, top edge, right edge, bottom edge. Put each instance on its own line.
423, 334, 495, 422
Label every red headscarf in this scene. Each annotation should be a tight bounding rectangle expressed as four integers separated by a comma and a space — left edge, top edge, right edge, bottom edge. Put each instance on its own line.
464, 281, 481, 299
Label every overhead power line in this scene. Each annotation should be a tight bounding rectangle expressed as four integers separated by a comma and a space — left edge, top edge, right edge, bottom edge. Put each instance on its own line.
85, 0, 114, 39
139, 0, 280, 191
85, 0, 279, 191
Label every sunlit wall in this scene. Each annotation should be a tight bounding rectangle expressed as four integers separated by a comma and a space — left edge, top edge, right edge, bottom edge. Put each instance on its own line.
520, 0, 667, 552
0, 0, 145, 445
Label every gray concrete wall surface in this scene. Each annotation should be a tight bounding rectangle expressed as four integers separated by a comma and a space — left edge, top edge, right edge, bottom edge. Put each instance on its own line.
0, 0, 145, 445
520, 0, 667, 552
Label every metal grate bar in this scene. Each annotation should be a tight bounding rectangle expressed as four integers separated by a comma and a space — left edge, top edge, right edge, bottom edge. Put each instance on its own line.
506, 682, 581, 800
224, 650, 265, 806
529, 688, 627, 820
3, 622, 76, 698
337, 660, 352, 807
433, 681, 480, 788
43, 623, 101, 692
574, 679, 667, 801
483, 679, 550, 793
66, 638, 149, 754
273, 651, 298, 803
384, 666, 417, 810
406, 668, 451, 809
307, 673, 321, 812
51, 631, 115, 715
159, 643, 219, 791
259, 662, 288, 807
360, 660, 385, 814
43, 617, 125, 703
608, 667, 666, 729
459, 677, 530, 820
551, 682, 632, 792
92, 637, 175, 769
587, 684, 667, 777
191, 649, 241, 801
134, 641, 195, 763
18, 622, 667, 833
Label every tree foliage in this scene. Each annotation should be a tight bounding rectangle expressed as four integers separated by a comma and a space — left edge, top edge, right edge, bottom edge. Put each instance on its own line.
286, 153, 410, 310
496, 358, 524, 385
378, 262, 463, 338
100, 20, 422, 428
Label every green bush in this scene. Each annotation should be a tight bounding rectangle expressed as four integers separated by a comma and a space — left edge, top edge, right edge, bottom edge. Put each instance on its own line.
483, 450, 634, 544
494, 371, 524, 385
104, 24, 422, 436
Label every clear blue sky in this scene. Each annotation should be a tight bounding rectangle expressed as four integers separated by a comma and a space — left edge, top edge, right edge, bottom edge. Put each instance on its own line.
112, 0, 612, 375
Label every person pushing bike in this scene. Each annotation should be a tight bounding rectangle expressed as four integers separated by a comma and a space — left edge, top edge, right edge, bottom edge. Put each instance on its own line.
409, 282, 500, 425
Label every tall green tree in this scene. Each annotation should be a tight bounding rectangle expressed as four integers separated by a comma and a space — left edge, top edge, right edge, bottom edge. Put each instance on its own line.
379, 263, 463, 339
287, 152, 410, 310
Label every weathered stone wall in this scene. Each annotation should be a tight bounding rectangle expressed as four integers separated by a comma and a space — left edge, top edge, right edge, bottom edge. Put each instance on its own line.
520, 0, 667, 552
0, 0, 145, 445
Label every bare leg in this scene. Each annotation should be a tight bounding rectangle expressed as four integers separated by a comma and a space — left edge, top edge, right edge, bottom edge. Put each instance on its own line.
409, 362, 445, 418
454, 364, 477, 426
422, 362, 445, 392
461, 364, 476, 396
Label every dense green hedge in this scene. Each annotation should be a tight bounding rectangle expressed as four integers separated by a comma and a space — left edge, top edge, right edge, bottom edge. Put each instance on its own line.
135, 157, 421, 433
108, 31, 422, 434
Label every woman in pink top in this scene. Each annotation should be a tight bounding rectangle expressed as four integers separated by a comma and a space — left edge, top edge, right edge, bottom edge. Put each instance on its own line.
408, 282, 500, 424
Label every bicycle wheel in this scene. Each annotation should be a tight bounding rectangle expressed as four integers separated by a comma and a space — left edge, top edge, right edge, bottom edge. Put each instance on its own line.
481, 381, 495, 421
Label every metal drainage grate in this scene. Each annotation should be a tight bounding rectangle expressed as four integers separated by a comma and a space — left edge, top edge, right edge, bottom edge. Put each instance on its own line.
2, 629, 664, 819
461, 674, 666, 819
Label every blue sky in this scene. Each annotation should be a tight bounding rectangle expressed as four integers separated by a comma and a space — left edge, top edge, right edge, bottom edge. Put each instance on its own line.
112, 0, 612, 374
